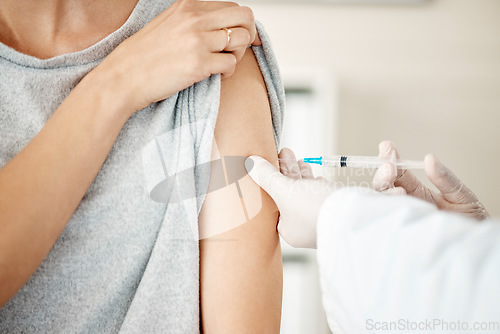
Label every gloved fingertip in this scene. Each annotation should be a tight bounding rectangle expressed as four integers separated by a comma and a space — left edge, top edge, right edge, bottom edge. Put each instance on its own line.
245, 155, 284, 192
378, 140, 395, 158
244, 156, 257, 173
424, 153, 446, 177
278, 147, 296, 161
390, 150, 396, 162
425, 154, 467, 200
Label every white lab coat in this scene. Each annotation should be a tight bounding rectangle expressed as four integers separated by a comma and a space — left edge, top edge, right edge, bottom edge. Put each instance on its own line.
317, 187, 500, 334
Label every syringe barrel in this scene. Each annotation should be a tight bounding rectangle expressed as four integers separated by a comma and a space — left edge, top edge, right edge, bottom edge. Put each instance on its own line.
320, 156, 424, 169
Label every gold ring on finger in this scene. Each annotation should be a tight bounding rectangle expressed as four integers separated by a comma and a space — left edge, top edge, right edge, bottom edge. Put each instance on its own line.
223, 27, 232, 51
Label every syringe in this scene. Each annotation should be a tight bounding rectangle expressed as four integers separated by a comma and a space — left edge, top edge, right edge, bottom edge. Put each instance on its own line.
303, 156, 424, 169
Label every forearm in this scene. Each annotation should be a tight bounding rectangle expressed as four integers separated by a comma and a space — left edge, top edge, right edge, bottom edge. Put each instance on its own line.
0, 66, 132, 307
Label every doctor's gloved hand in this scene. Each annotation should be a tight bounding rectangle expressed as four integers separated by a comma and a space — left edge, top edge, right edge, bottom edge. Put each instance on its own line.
372, 141, 489, 221
245, 148, 337, 248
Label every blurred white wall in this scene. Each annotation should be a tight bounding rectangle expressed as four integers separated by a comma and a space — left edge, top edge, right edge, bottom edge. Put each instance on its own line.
242, 0, 500, 215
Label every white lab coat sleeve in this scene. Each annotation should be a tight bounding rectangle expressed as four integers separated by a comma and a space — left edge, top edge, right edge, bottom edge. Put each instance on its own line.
316, 187, 500, 334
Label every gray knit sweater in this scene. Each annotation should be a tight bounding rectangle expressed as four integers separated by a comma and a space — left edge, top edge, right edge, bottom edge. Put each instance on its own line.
0, 0, 285, 332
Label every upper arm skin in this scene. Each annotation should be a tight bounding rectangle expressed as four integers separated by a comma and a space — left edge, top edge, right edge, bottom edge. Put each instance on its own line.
199, 48, 282, 333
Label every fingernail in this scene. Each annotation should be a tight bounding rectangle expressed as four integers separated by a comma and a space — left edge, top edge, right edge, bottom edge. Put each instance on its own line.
245, 157, 255, 173
390, 150, 396, 162
426, 154, 446, 176
436, 157, 447, 176
379, 140, 393, 157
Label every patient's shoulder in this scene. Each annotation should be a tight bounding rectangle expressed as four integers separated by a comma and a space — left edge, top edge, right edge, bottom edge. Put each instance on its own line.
216, 48, 277, 159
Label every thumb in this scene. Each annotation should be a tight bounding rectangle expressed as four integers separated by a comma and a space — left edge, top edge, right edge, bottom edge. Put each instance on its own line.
252, 32, 262, 46
378, 140, 400, 160
245, 156, 291, 200
425, 154, 471, 204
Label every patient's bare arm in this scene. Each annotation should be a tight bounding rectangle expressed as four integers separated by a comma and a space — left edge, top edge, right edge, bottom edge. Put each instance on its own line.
199, 48, 282, 333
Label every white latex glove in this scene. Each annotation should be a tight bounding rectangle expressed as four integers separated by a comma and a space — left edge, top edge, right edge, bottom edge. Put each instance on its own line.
372, 140, 489, 220
245, 148, 337, 248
